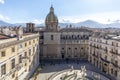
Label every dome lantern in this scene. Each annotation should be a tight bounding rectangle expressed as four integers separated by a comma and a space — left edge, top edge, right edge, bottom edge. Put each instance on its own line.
50, 5, 54, 13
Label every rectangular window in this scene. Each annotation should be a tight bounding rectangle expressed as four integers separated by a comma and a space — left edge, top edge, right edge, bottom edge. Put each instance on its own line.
11, 59, 15, 69
19, 55, 22, 63
112, 42, 114, 46
75, 48, 77, 50
1, 64, 6, 76
29, 41, 31, 45
1, 51, 5, 57
11, 47, 15, 52
62, 48, 64, 50
105, 56, 107, 60
33, 40, 35, 43
116, 50, 118, 54
18, 44, 22, 50
24, 52, 27, 57
116, 43, 118, 47
115, 61, 118, 65
29, 49, 31, 56
25, 43, 27, 47
106, 41, 107, 44
115, 70, 117, 77
111, 69, 113, 74
51, 35, 54, 40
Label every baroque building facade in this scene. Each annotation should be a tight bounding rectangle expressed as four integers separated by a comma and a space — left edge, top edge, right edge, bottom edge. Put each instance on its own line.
88, 37, 120, 80
40, 5, 92, 60
0, 27, 39, 80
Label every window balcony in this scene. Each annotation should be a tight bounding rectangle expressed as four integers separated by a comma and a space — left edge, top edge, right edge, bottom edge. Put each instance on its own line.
111, 61, 119, 68
104, 49, 108, 52
100, 57, 110, 63
110, 51, 118, 55
22, 56, 30, 63
1, 63, 23, 80
92, 53, 99, 58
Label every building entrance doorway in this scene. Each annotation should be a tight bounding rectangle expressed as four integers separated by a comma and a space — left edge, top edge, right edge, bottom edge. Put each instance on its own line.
61, 53, 65, 59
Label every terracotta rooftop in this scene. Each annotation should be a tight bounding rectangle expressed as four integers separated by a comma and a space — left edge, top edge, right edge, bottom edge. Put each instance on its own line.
0, 34, 10, 40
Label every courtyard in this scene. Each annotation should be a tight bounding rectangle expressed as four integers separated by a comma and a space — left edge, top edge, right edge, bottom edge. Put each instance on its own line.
32, 60, 115, 80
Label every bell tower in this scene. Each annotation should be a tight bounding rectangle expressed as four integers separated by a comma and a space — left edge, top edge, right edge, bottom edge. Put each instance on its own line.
26, 22, 35, 33
43, 5, 61, 59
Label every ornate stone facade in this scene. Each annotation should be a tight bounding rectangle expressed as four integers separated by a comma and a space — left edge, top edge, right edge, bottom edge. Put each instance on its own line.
88, 37, 120, 80
0, 33, 39, 80
41, 6, 92, 60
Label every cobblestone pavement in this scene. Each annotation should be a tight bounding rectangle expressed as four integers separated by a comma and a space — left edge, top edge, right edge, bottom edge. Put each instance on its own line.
36, 61, 115, 80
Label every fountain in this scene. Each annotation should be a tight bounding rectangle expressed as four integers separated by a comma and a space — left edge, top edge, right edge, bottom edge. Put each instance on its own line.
49, 65, 94, 80
76, 66, 87, 80
47, 63, 113, 80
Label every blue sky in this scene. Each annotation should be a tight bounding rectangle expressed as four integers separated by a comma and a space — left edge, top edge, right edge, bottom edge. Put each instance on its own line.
0, 0, 120, 24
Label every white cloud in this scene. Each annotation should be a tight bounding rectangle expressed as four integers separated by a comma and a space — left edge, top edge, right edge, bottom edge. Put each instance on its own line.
0, 14, 10, 21
0, 0, 5, 4
59, 11, 120, 24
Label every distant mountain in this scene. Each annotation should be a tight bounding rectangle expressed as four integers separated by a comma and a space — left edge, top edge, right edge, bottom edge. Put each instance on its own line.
0, 20, 12, 26
0, 20, 120, 28
58, 23, 74, 27
105, 23, 120, 28
59, 20, 120, 28
13, 23, 26, 27
75, 20, 105, 28
36, 23, 45, 27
